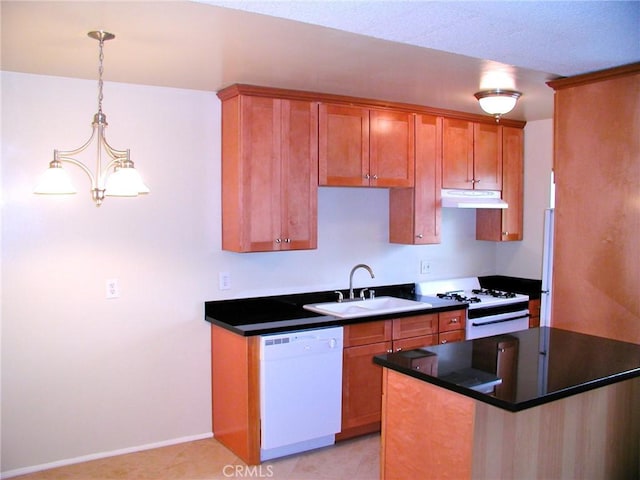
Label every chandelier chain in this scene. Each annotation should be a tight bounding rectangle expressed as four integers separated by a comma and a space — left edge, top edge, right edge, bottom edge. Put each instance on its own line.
97, 37, 105, 115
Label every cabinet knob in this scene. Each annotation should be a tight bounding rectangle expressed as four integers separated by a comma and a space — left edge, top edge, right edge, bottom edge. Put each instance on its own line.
416, 234, 424, 239
283, 238, 291, 243
441, 339, 448, 344
372, 174, 378, 180
365, 173, 370, 179
450, 318, 459, 324
387, 349, 393, 353
475, 179, 480, 183
395, 347, 402, 352
275, 238, 282, 244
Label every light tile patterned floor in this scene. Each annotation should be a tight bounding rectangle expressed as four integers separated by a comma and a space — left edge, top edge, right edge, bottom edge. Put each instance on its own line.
12, 434, 380, 480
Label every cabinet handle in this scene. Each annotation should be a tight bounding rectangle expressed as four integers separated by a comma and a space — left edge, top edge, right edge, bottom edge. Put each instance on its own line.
416, 234, 424, 239
387, 349, 393, 353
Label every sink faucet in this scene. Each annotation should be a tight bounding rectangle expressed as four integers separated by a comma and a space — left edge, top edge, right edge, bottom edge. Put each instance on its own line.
349, 264, 375, 300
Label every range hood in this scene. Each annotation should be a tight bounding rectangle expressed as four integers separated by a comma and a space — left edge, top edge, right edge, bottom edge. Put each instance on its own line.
441, 189, 508, 209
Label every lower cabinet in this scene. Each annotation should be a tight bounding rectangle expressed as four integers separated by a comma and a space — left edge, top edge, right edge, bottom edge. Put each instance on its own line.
338, 309, 465, 440
438, 309, 466, 344
528, 299, 541, 328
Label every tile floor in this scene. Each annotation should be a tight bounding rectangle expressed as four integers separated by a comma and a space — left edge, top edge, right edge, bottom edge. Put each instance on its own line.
11, 434, 380, 480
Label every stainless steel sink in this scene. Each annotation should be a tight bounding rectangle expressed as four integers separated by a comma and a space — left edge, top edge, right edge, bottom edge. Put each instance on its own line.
303, 296, 432, 319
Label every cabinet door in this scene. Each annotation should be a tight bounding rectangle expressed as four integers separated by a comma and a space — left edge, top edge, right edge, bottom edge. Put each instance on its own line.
223, 95, 282, 252
389, 114, 441, 244
280, 100, 319, 250
319, 104, 369, 186
528, 299, 541, 328
442, 118, 474, 189
369, 109, 415, 187
439, 309, 466, 333
344, 320, 392, 347
438, 330, 465, 344
476, 126, 523, 241
392, 334, 437, 352
473, 123, 502, 190
221, 96, 318, 252
340, 341, 392, 439
392, 313, 438, 339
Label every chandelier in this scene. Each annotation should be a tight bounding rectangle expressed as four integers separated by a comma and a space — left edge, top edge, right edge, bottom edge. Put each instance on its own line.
34, 31, 149, 206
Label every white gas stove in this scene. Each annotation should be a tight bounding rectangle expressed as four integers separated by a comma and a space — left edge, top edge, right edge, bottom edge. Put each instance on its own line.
416, 277, 530, 340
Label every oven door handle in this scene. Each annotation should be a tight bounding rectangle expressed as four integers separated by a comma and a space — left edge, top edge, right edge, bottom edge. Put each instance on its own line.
472, 314, 530, 327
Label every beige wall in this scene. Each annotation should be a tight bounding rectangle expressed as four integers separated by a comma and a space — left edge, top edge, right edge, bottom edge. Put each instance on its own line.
1, 71, 551, 475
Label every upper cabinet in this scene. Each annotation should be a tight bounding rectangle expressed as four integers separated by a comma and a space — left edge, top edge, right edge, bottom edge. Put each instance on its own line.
389, 114, 442, 245
319, 104, 415, 188
217, 84, 526, 251
476, 126, 524, 241
442, 119, 502, 190
219, 88, 318, 252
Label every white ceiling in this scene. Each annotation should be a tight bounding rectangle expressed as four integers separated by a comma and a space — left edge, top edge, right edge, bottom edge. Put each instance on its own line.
2, 1, 638, 122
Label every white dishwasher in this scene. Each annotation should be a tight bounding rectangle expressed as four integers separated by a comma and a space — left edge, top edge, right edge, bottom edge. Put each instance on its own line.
259, 326, 343, 461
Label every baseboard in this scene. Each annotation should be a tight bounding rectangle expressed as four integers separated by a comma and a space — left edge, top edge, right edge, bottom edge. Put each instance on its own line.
1, 432, 214, 479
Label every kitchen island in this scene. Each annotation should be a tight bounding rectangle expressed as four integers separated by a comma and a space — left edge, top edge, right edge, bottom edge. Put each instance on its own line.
374, 327, 640, 479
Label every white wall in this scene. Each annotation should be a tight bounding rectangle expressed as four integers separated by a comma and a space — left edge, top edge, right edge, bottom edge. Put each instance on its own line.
1, 72, 548, 475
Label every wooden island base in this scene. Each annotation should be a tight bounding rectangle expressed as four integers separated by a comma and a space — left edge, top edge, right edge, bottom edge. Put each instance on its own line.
380, 369, 640, 480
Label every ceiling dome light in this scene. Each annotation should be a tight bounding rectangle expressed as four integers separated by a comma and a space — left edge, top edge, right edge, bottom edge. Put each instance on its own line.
474, 89, 522, 121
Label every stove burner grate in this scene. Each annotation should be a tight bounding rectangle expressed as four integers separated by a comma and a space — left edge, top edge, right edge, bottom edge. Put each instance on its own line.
471, 288, 517, 299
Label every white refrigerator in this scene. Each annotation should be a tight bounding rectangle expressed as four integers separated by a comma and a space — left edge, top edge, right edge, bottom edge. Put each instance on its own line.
540, 208, 554, 327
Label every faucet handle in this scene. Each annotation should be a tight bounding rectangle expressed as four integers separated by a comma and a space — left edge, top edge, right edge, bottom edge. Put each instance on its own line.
359, 288, 369, 300
334, 291, 344, 303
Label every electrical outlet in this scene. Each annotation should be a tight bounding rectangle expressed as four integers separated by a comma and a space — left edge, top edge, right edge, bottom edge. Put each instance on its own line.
106, 278, 120, 299
420, 260, 431, 275
219, 272, 231, 290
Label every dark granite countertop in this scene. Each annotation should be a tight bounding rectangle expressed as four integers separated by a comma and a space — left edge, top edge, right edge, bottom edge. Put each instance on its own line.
204, 283, 467, 335
479, 275, 543, 299
374, 327, 640, 412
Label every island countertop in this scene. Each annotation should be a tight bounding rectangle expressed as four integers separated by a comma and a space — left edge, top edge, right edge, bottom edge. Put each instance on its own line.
374, 326, 640, 412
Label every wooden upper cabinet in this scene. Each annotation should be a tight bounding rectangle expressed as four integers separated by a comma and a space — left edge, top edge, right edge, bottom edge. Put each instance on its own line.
319, 104, 415, 187
220, 93, 318, 252
442, 118, 502, 190
476, 126, 524, 241
389, 114, 442, 245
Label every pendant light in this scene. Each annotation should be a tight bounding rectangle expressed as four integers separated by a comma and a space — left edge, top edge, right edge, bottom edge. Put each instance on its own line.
34, 31, 149, 206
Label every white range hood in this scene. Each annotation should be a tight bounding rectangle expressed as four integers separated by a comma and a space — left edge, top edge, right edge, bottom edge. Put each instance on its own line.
441, 189, 508, 209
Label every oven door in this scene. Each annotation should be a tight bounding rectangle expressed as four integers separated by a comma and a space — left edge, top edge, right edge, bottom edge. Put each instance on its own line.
466, 310, 530, 340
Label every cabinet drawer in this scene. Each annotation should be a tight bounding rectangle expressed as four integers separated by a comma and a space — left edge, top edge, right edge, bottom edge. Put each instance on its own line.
439, 309, 466, 333
392, 335, 437, 352
438, 330, 465, 344
344, 320, 392, 347
392, 313, 438, 339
